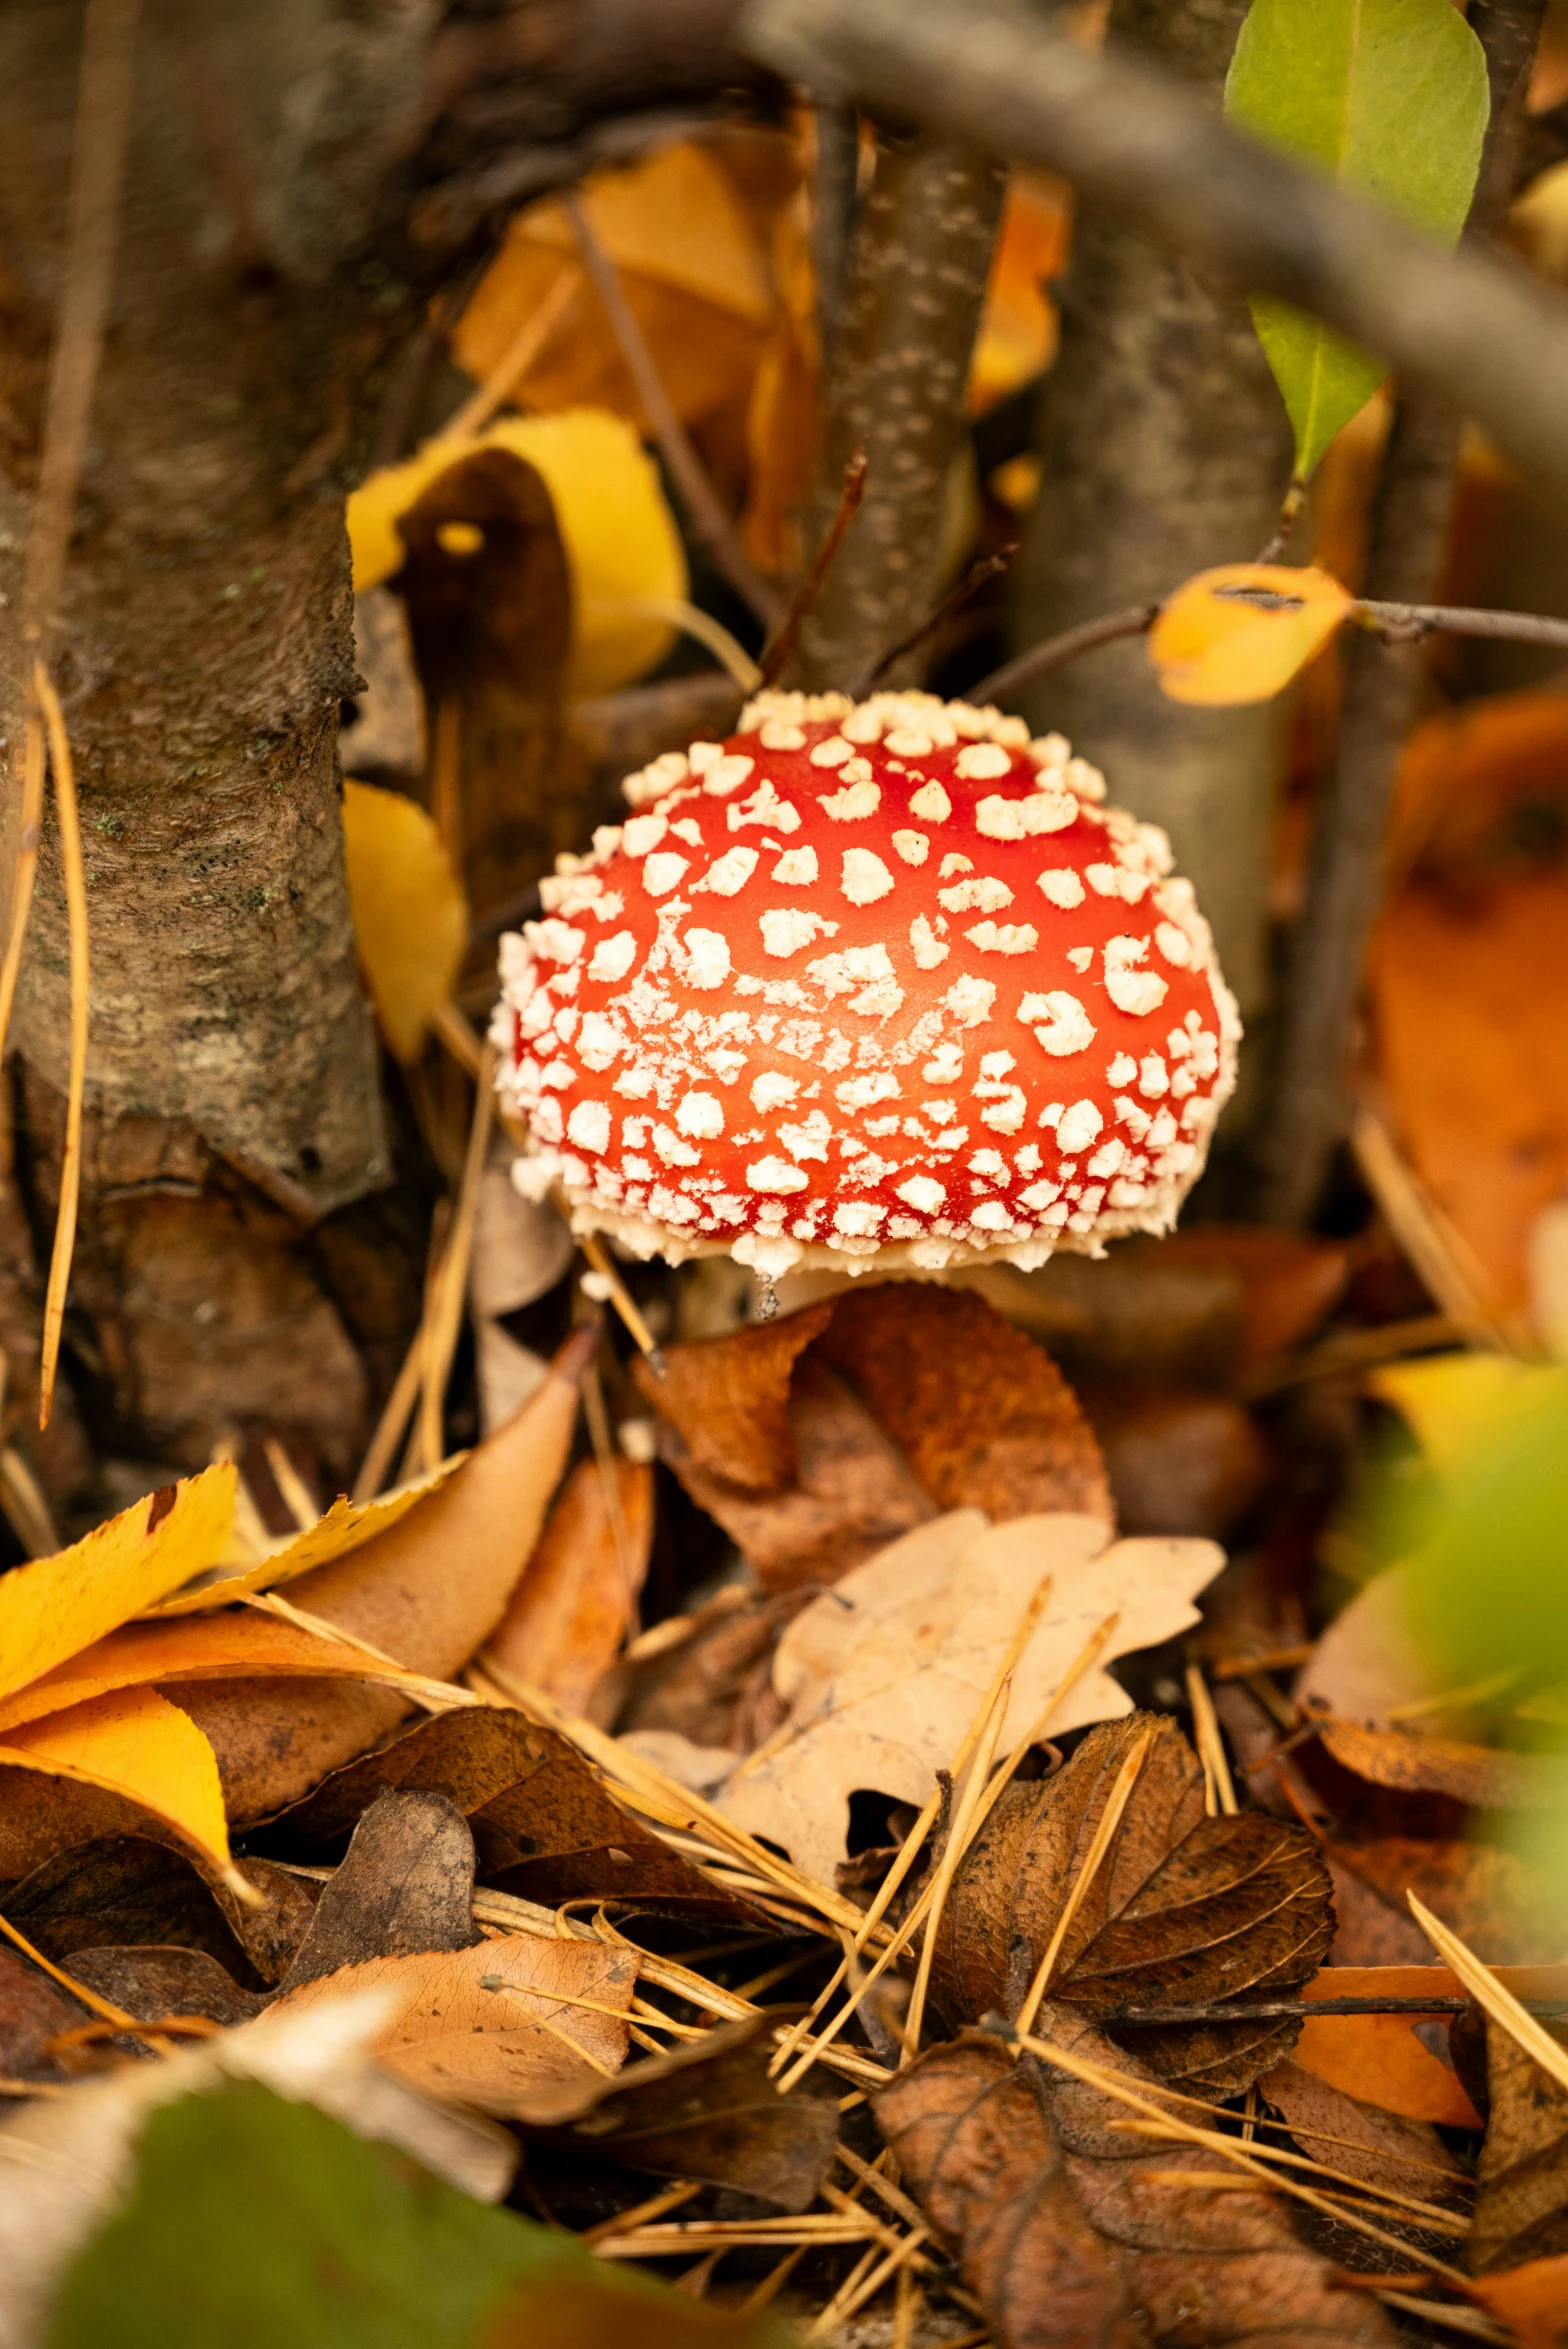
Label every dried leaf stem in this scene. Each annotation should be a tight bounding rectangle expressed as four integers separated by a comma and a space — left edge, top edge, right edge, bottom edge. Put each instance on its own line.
563, 191, 783, 631
34, 669, 89, 1433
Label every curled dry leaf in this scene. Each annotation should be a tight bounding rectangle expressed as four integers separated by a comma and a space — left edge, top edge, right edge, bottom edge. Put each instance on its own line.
1471, 2015, 1568, 2274
636, 1302, 832, 1495
270, 1936, 637, 2122
1315, 1717, 1553, 1811
615, 1586, 812, 1760
268, 1703, 765, 1925
932, 1712, 1333, 2098
876, 2018, 1400, 2349
174, 1331, 589, 1826
1258, 2056, 1470, 2212
1150, 564, 1354, 707
4, 1834, 300, 1986
0, 1687, 238, 1887
277, 1792, 483, 1992
526, 2015, 838, 2210
487, 1455, 653, 1714
0, 1992, 515, 2349
714, 1515, 1223, 1890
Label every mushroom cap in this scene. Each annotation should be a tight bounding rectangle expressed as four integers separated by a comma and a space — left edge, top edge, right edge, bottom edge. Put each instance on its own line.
494, 688, 1240, 1280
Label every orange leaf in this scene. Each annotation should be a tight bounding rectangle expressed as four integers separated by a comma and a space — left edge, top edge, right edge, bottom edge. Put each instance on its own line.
1150, 564, 1353, 706
0, 1611, 429, 1739
1291, 2009, 1481, 2127
0, 1467, 236, 1705
487, 1455, 653, 1714
968, 168, 1068, 417
1471, 2253, 1568, 2348
0, 1687, 236, 1882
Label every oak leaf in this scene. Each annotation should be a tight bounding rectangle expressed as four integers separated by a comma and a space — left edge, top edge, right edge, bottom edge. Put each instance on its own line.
932, 1712, 1333, 2097
876, 2019, 1400, 2348
713, 1515, 1222, 1889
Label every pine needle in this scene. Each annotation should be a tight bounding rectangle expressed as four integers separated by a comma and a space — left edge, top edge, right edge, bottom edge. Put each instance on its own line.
1409, 1892, 1568, 2097
902, 1674, 1012, 2061
412, 1040, 496, 1473
1186, 1660, 1237, 1814
438, 265, 582, 441
34, 666, 88, 1434
0, 707, 46, 1067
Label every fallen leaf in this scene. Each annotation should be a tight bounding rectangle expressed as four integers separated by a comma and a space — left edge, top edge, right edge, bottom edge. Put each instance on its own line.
1326, 1839, 1561, 1967
1078, 1385, 1268, 1539
0, 1688, 238, 1885
348, 411, 688, 697
487, 1456, 652, 1713
1316, 1717, 1552, 1810
968, 166, 1067, 415
1258, 2056, 1470, 2209
342, 781, 467, 1063
715, 1513, 1223, 1888
634, 1302, 834, 1495
1369, 1349, 1568, 1480
933, 1713, 1333, 2097
876, 2019, 1401, 2348
41, 2075, 767, 2349
1293, 1995, 1482, 2130
614, 1587, 810, 1758
174, 1330, 589, 1825
1296, 1563, 1440, 1732
268, 1703, 764, 1925
4, 1835, 277, 1983
526, 2015, 837, 2209
1471, 2251, 1568, 2348
278, 1791, 483, 1993
817, 1283, 1113, 1528
0, 1466, 235, 1704
0, 1946, 91, 2083
272, 1936, 636, 2122
1150, 563, 1354, 706
1471, 2014, 1568, 2272
67, 1944, 262, 2029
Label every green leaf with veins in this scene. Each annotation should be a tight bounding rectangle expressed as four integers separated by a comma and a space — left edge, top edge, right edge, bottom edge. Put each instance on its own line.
1224, 0, 1489, 479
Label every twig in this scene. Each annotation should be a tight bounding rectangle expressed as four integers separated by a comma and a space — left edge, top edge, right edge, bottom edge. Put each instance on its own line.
438, 265, 582, 442
757, 446, 868, 688
741, 0, 1568, 514
562, 192, 782, 630
860, 543, 1015, 695
1106, 1994, 1565, 2024
972, 601, 1158, 705
1356, 598, 1568, 651
34, 671, 89, 1434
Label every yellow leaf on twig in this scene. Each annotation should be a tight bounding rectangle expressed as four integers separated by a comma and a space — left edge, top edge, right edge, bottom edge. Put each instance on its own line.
0, 1467, 235, 1705
0, 1686, 237, 1883
1150, 563, 1353, 705
342, 782, 467, 1063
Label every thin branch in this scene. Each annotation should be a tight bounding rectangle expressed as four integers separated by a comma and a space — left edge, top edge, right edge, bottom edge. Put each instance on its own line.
562, 191, 784, 631
757, 445, 868, 688
973, 602, 1158, 703
1108, 1995, 1568, 2025
860, 543, 1015, 695
742, 0, 1568, 516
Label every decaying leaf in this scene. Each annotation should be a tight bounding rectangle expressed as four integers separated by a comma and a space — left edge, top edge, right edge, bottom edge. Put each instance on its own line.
526, 2015, 837, 2209
1292, 1967, 1481, 2128
487, 1455, 652, 1713
342, 781, 468, 1065
1150, 564, 1354, 706
278, 1792, 483, 1992
66, 1944, 262, 2030
269, 1703, 763, 1924
1326, 1838, 1560, 1967
634, 1302, 833, 1495
4, 1835, 302, 1987
614, 1587, 810, 1760
1470, 2251, 1568, 2349
932, 1713, 1333, 2097
1471, 2016, 1568, 2273
876, 2019, 1400, 2348
0, 1946, 91, 2083
714, 1515, 1223, 1889
1258, 2056, 1470, 2210
0, 1467, 235, 1704
0, 1687, 239, 1886
1316, 1717, 1552, 1811
0, 1992, 516, 2349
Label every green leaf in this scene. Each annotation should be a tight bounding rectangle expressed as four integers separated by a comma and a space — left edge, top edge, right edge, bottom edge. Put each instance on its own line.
1224, 0, 1490, 477
46, 2082, 779, 2349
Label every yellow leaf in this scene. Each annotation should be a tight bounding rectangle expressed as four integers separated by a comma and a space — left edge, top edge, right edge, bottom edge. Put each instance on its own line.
0, 1467, 236, 1706
0, 1686, 235, 1881
1150, 563, 1353, 705
968, 168, 1068, 417
1368, 1351, 1568, 1478
148, 1457, 463, 1616
342, 782, 467, 1063
0, 1610, 429, 1738
346, 411, 687, 696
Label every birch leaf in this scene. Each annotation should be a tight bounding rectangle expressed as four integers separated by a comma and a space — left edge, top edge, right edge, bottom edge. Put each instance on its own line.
714, 1511, 1223, 1887
0, 1688, 237, 1883
147, 1458, 463, 1618
342, 783, 467, 1064
0, 1468, 236, 1705
1150, 563, 1353, 705
1225, 0, 1488, 476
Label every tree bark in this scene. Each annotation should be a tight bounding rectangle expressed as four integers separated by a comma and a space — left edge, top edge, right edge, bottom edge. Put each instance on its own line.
1009, 0, 1292, 1029
787, 131, 1005, 691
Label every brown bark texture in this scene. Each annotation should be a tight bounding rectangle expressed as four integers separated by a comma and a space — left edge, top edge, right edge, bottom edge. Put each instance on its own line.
787, 132, 1006, 692
1010, 0, 1292, 1029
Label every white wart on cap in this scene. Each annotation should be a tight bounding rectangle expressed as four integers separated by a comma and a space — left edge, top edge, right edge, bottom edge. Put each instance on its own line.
494, 689, 1240, 1279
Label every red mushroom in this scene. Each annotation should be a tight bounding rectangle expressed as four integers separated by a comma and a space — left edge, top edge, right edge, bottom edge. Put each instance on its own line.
495, 690, 1239, 1280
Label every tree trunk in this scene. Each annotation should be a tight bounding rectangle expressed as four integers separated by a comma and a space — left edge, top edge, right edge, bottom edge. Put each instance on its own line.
1009, 0, 1292, 1033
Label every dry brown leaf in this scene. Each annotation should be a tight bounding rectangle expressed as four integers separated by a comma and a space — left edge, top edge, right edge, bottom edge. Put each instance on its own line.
1078, 1385, 1268, 1539
713, 1514, 1223, 1889
268, 1703, 765, 1925
174, 1330, 590, 1825
1259, 2055, 1470, 2210
487, 1456, 652, 1712
0, 1947, 91, 2083
1470, 2250, 1568, 2347
1326, 1838, 1560, 1967
526, 2015, 838, 2210
876, 2019, 1401, 2348
4, 1835, 291, 1986
269, 1935, 637, 2122
67, 1944, 262, 2029
1316, 1717, 1551, 1811
1471, 2016, 1568, 2274
933, 1713, 1333, 2098
277, 1791, 482, 1993
817, 1283, 1113, 1527
633, 1302, 833, 1495
614, 1587, 812, 1759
